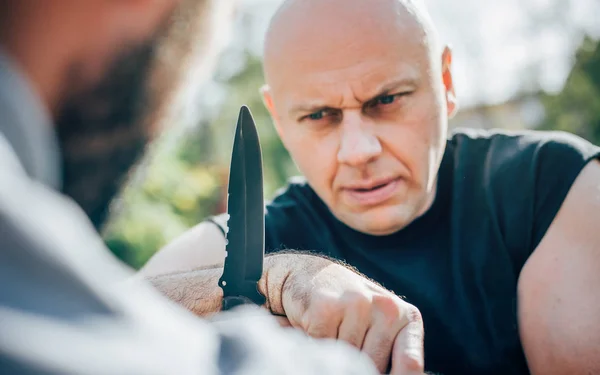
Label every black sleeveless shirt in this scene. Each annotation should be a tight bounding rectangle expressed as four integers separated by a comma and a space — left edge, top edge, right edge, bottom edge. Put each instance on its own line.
209, 129, 600, 375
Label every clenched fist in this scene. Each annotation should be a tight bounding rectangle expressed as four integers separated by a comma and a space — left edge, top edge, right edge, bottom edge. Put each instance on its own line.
260, 253, 425, 375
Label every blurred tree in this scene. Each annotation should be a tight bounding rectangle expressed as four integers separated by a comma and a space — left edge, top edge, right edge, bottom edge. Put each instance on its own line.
102, 52, 299, 269
538, 36, 600, 145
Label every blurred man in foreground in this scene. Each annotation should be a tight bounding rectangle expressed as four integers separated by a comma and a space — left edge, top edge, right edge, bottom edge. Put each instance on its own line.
0, 0, 387, 374
141, 0, 600, 374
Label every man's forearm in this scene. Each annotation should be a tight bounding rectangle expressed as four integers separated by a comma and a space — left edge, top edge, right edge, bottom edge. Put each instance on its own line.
143, 254, 295, 317
143, 252, 349, 317
143, 252, 313, 317
146, 266, 224, 317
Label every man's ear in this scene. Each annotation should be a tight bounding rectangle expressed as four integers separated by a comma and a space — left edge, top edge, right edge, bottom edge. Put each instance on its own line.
260, 84, 284, 139
441, 46, 458, 119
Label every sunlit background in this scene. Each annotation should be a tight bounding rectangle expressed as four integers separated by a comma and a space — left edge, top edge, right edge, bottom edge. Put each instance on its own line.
103, 0, 600, 268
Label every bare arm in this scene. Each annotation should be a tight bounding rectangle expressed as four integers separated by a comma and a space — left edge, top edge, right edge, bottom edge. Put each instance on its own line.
143, 254, 292, 318
518, 159, 600, 374
139, 221, 291, 317
139, 221, 226, 277
144, 253, 326, 317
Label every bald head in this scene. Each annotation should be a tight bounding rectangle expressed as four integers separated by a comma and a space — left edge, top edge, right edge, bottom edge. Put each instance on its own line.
263, 0, 441, 88
259, 0, 456, 236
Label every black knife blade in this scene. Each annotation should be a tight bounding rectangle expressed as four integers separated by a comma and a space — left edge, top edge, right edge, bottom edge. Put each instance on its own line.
219, 105, 266, 310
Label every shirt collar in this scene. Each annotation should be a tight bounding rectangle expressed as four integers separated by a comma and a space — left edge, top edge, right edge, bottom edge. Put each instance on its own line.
0, 47, 62, 190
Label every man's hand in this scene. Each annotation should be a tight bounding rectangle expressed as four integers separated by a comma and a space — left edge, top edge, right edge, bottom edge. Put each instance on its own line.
260, 253, 425, 375
146, 251, 425, 374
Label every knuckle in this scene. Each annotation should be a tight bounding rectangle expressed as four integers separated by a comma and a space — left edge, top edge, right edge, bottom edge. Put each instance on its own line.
373, 294, 403, 323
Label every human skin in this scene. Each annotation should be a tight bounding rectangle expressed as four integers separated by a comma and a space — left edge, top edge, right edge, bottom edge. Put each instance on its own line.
261, 0, 457, 237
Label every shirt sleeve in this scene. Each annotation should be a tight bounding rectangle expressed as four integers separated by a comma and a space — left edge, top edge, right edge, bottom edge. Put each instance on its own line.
206, 212, 229, 238
0, 167, 377, 375
529, 130, 600, 248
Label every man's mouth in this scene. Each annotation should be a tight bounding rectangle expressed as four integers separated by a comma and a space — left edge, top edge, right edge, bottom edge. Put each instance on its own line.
354, 182, 390, 192
343, 177, 401, 206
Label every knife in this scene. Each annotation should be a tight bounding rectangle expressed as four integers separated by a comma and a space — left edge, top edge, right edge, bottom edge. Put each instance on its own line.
219, 105, 267, 311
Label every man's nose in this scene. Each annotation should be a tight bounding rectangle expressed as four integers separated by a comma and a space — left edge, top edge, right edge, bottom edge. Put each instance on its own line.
336, 112, 382, 167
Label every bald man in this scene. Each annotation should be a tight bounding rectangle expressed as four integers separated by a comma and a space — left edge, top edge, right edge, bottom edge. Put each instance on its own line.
141, 0, 600, 374
0, 0, 383, 374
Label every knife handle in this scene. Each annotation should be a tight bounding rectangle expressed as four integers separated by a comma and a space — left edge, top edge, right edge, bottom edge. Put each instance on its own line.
222, 295, 255, 311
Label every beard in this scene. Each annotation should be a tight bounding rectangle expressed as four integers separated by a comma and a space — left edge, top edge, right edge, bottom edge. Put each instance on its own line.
54, 0, 229, 233
55, 38, 159, 233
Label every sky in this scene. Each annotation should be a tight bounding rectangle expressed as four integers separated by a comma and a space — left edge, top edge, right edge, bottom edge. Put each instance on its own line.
232, 0, 600, 109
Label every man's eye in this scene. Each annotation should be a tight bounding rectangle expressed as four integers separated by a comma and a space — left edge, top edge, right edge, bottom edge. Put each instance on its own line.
308, 111, 324, 120
378, 94, 396, 105
300, 109, 340, 125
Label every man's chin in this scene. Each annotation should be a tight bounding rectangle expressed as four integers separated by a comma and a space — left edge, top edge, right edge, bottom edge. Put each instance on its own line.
339, 204, 416, 236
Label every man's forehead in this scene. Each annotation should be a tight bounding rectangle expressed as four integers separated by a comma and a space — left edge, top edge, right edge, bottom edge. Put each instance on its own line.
263, 0, 439, 97
263, 0, 437, 62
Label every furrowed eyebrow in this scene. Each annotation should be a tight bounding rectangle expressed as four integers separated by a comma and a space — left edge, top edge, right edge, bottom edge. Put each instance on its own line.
288, 75, 420, 117
289, 102, 333, 118
363, 76, 419, 101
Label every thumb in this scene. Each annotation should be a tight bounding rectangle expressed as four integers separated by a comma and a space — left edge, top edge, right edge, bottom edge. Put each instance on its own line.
259, 256, 291, 316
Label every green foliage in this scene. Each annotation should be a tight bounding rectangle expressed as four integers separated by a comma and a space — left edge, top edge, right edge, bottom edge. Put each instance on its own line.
538, 36, 600, 145
103, 139, 226, 269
